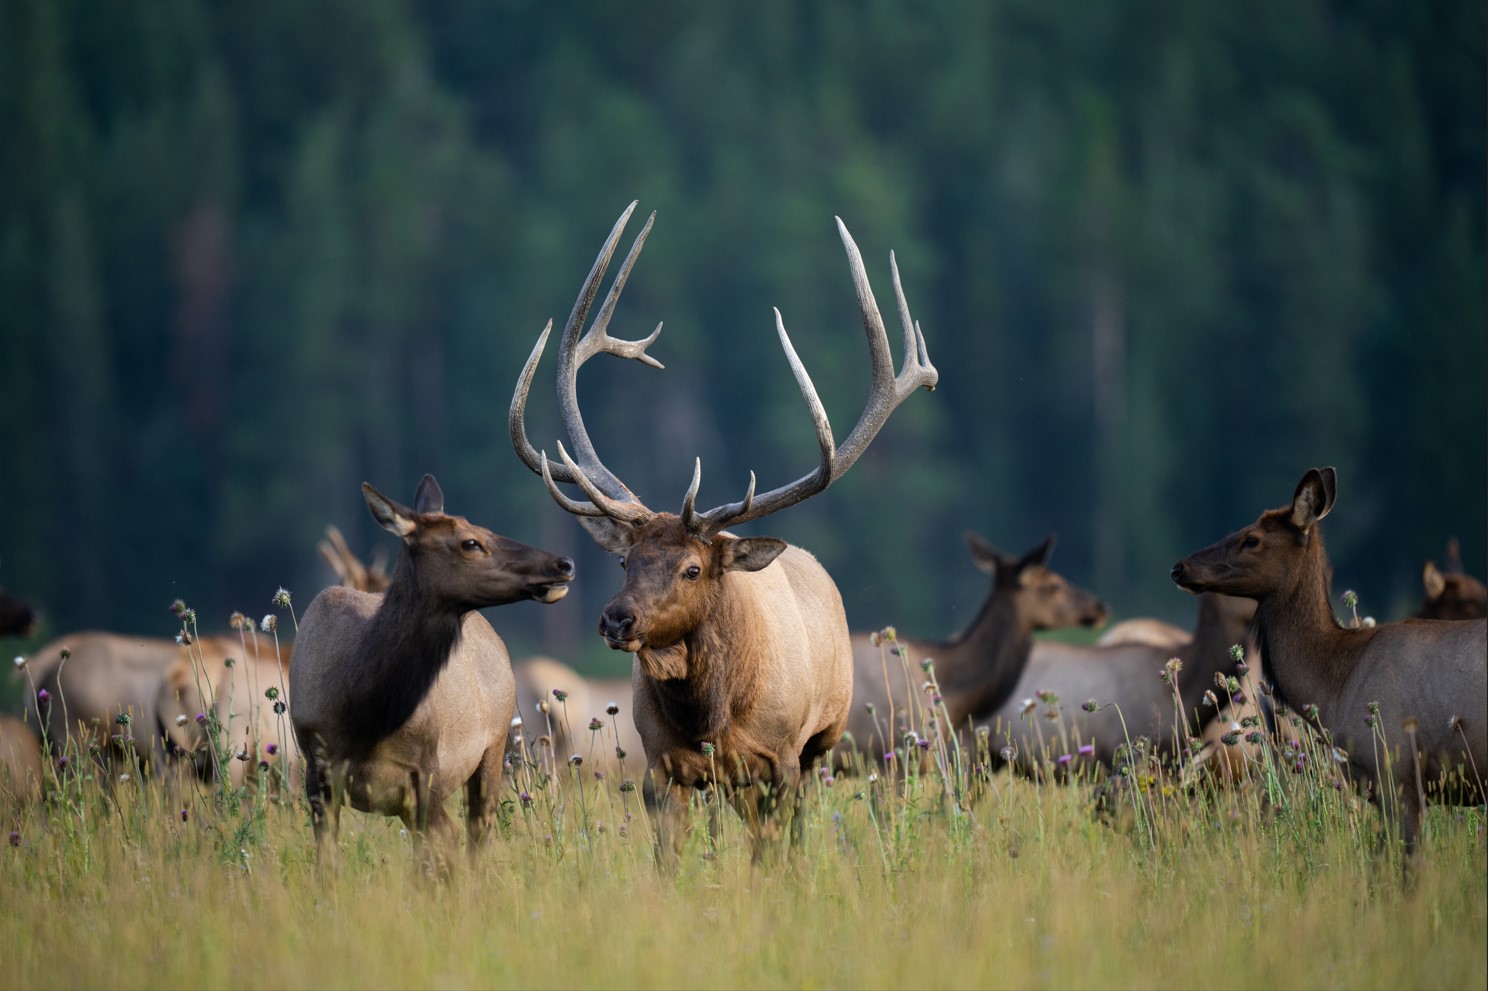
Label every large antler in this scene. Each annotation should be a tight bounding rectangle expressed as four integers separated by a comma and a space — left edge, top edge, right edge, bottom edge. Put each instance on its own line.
514, 204, 936, 537
510, 201, 665, 505
680, 216, 936, 535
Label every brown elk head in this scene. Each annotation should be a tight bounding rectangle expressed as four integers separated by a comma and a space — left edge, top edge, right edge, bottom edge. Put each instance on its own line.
367, 474, 575, 609
510, 203, 936, 666
1171, 466, 1336, 600
967, 533, 1110, 630
1420, 546, 1488, 620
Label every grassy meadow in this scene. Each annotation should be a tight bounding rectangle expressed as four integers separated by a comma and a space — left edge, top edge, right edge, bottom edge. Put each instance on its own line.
2, 631, 1485, 991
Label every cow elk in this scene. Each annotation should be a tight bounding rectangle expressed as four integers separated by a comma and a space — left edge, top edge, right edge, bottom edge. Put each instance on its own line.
1172, 467, 1487, 856
983, 593, 1257, 774
289, 475, 574, 868
510, 202, 937, 859
25, 631, 283, 779
843, 533, 1108, 767
1417, 538, 1486, 621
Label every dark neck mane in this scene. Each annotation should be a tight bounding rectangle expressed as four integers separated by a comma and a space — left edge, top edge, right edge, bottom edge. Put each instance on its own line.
338, 548, 465, 754
1253, 534, 1350, 713
934, 589, 1033, 725
640, 575, 764, 747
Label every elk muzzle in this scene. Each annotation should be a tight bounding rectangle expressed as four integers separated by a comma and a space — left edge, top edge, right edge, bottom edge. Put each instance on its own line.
598, 603, 643, 653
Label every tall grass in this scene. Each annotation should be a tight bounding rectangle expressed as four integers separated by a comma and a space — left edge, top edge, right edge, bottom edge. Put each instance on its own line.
3, 629, 1484, 990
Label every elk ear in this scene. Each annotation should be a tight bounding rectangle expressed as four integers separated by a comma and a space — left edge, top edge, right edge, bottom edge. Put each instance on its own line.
964, 531, 1002, 575
1423, 561, 1447, 601
363, 482, 418, 539
1020, 534, 1056, 570
413, 474, 445, 515
1289, 467, 1337, 532
1444, 536, 1464, 575
718, 536, 788, 574
577, 515, 635, 555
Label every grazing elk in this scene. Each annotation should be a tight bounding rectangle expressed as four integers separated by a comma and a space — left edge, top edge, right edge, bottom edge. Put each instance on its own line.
289, 475, 574, 866
1172, 467, 1487, 854
1096, 617, 1190, 650
1417, 538, 1486, 621
842, 533, 1108, 766
157, 644, 300, 792
510, 202, 936, 858
25, 632, 281, 777
983, 593, 1256, 773
0, 712, 43, 806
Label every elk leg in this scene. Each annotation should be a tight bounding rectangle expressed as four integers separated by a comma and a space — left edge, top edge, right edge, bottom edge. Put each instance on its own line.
650, 777, 691, 873
303, 749, 338, 868
465, 744, 506, 854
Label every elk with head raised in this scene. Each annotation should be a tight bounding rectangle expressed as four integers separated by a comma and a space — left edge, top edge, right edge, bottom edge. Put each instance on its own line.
1171, 467, 1487, 855
289, 475, 575, 866
842, 533, 1108, 768
510, 202, 937, 858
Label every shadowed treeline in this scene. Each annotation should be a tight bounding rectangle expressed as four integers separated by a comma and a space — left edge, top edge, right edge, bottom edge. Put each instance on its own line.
0, 1, 1482, 668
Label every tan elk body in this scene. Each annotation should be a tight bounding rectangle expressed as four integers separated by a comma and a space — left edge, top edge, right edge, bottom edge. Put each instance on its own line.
983, 593, 1256, 771
842, 533, 1108, 765
0, 712, 43, 806
289, 475, 574, 861
1172, 467, 1487, 852
511, 202, 936, 855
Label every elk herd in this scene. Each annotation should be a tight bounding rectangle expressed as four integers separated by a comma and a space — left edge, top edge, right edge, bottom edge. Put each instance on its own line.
2, 204, 1485, 873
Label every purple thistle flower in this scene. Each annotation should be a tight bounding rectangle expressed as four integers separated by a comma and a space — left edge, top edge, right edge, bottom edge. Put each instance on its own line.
552, 689, 568, 702
519, 792, 532, 806
180, 808, 189, 823
1078, 745, 1094, 757
883, 751, 895, 762
265, 742, 278, 756
257, 760, 270, 771
36, 689, 49, 704
8, 831, 19, 847
1057, 753, 1073, 766
195, 712, 208, 726
589, 718, 604, 731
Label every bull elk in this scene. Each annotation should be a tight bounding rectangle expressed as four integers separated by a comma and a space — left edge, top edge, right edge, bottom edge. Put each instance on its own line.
843, 533, 1108, 766
510, 202, 937, 858
1172, 467, 1487, 855
289, 475, 574, 866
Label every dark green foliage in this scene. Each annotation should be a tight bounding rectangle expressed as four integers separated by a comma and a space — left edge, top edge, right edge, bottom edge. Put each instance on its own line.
0, 0, 1481, 666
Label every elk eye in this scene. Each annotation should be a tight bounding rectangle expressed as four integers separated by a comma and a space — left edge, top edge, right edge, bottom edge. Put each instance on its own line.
462, 539, 482, 552
619, 556, 627, 570
1241, 534, 1260, 550
684, 564, 701, 581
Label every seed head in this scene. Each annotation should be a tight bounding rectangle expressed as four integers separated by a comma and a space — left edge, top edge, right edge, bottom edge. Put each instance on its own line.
1449, 715, 1463, 732
175, 714, 189, 727
1341, 589, 1358, 610
1082, 699, 1099, 713
568, 754, 583, 767
1366, 701, 1380, 716
1402, 716, 1420, 735
606, 702, 620, 716
1245, 731, 1263, 744
619, 780, 636, 793
864, 702, 876, 714
170, 599, 186, 616
179, 607, 196, 625
588, 718, 603, 732
1228, 643, 1245, 664
12, 655, 24, 670
229, 612, 248, 631
260, 614, 276, 633
510, 715, 523, 728
615, 747, 627, 759
1166, 657, 1183, 676
1037, 690, 1059, 705
920, 658, 934, 673
175, 632, 192, 646
701, 742, 715, 757
552, 689, 568, 702
272, 588, 292, 609
272, 700, 286, 715
224, 657, 235, 669
119, 773, 132, 784
1203, 691, 1219, 708
1221, 731, 1241, 746
1302, 704, 1320, 722
999, 747, 1017, 762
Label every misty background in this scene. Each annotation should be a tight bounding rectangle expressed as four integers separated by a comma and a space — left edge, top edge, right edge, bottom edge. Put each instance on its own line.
1, 1, 1483, 676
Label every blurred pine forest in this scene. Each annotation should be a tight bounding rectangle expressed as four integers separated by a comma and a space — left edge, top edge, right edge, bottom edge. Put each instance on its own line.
0, 0, 1483, 671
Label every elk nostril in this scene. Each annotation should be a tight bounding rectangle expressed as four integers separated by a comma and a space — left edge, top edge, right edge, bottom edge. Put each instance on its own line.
1170, 564, 1184, 582
555, 557, 575, 578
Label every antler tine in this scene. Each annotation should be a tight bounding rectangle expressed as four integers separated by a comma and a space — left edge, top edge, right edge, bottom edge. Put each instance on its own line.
681, 458, 757, 535
542, 442, 654, 525
509, 202, 664, 500
687, 218, 935, 537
